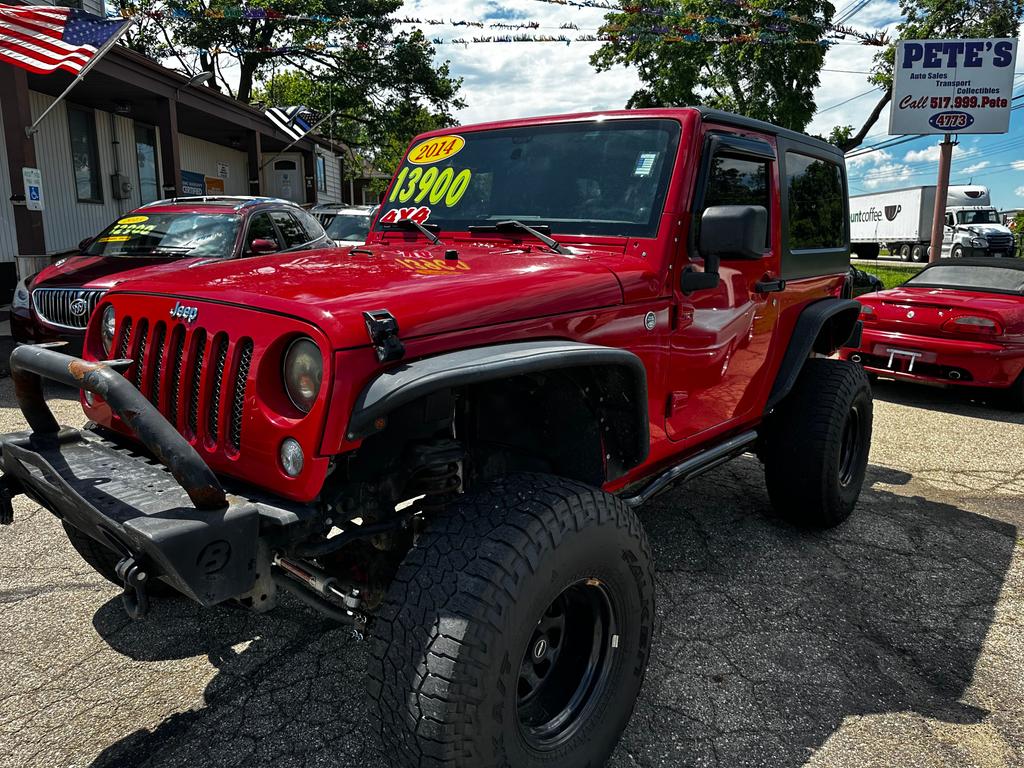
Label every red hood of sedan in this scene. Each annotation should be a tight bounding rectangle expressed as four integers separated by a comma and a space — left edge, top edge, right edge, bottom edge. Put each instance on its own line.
107, 241, 627, 348
30, 254, 217, 290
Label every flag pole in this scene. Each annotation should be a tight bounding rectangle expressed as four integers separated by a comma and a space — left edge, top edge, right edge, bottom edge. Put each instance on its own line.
259, 110, 338, 171
25, 17, 136, 138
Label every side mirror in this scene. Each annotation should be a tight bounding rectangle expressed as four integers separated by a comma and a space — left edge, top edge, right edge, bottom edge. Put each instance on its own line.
78, 237, 93, 252
698, 205, 767, 260
680, 205, 768, 293
249, 238, 278, 255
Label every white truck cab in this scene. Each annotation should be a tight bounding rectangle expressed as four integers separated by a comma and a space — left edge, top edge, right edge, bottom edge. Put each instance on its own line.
941, 187, 1016, 258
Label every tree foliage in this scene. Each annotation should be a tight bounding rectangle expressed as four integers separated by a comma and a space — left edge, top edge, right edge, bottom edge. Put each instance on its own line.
591, 0, 835, 131
836, 0, 1024, 151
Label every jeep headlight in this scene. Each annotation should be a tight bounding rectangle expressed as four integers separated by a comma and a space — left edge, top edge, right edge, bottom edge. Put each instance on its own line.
970, 237, 988, 248
100, 305, 116, 356
283, 337, 322, 413
13, 278, 29, 310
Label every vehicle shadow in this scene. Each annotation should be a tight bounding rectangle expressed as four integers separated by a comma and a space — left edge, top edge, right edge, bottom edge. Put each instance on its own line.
870, 377, 1024, 425
86, 457, 1015, 768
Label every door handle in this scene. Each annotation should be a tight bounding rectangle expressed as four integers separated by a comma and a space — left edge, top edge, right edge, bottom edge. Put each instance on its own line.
755, 278, 786, 293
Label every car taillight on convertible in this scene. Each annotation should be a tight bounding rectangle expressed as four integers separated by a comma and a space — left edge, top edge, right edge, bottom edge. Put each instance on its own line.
941, 315, 1003, 336
858, 303, 876, 322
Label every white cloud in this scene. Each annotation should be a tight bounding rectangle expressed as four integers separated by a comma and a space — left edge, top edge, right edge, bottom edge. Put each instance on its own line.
1016, 186, 1024, 197
961, 160, 989, 174
904, 145, 941, 163
1013, 160, 1024, 171
846, 149, 913, 189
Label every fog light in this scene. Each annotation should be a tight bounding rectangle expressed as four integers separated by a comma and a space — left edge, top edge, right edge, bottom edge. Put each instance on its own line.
279, 438, 304, 477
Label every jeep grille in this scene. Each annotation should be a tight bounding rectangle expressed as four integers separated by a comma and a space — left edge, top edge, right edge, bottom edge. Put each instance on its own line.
118, 317, 251, 452
32, 288, 105, 330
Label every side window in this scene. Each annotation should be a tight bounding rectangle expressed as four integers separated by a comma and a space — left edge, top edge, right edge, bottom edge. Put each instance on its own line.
702, 154, 770, 246
786, 152, 844, 250
271, 211, 311, 248
295, 209, 327, 242
946, 212, 955, 227
247, 213, 282, 251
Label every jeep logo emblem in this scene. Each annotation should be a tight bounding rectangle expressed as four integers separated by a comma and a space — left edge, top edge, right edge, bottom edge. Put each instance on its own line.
169, 301, 199, 323
69, 298, 89, 317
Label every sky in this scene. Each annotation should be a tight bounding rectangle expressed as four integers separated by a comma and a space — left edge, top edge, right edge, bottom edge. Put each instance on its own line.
403, 0, 1024, 211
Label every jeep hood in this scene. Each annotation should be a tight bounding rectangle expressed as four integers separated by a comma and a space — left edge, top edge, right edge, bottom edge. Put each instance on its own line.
110, 243, 625, 348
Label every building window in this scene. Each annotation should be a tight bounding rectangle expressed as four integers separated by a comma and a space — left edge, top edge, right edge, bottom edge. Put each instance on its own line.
785, 152, 845, 250
67, 106, 102, 203
135, 123, 159, 204
316, 156, 327, 192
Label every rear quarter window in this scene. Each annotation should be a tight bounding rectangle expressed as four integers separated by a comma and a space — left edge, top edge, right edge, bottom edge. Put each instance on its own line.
786, 152, 845, 250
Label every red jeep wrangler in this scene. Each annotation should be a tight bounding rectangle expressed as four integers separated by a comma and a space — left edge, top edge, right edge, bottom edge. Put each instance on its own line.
0, 108, 871, 768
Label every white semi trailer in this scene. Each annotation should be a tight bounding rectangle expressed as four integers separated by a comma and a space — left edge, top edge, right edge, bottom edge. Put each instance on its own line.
849, 185, 1016, 261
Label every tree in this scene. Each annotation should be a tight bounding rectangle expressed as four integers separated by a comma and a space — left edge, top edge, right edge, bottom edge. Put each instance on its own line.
157, 0, 461, 111
253, 36, 463, 180
834, 0, 1024, 152
591, 0, 836, 132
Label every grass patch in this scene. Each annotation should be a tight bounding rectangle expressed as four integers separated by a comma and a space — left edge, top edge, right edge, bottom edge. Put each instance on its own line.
856, 263, 923, 289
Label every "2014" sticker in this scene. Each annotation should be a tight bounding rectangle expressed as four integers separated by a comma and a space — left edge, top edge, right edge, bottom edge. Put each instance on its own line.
408, 135, 465, 165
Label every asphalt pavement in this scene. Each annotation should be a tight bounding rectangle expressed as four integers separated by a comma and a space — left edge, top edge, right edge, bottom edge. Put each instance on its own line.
0, 377, 1021, 768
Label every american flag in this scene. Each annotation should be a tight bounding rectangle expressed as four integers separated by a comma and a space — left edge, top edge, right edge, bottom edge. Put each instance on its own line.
0, 4, 128, 76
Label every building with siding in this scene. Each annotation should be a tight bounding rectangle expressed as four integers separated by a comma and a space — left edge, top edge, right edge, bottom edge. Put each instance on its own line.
0, 1, 354, 295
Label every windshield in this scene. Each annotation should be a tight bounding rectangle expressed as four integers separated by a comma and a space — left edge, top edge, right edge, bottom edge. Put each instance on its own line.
376, 119, 681, 238
85, 213, 241, 258
956, 210, 1000, 225
906, 264, 1024, 293
325, 214, 372, 241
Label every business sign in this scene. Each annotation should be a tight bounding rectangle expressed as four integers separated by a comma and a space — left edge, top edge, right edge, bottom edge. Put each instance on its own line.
22, 167, 43, 211
217, 161, 230, 179
181, 170, 206, 196
890, 38, 1018, 134
205, 176, 225, 195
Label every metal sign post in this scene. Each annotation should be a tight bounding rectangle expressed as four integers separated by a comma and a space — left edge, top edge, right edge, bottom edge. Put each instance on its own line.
890, 38, 1018, 263
927, 134, 956, 262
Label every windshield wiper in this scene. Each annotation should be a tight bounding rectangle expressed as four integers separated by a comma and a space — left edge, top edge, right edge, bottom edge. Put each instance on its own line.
468, 220, 570, 255
381, 219, 442, 245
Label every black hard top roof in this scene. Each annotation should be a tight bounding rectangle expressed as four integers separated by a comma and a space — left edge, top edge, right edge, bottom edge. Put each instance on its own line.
694, 107, 843, 158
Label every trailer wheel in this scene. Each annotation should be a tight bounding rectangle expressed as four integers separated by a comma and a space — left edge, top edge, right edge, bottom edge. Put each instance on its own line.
911, 244, 927, 262
898, 243, 912, 261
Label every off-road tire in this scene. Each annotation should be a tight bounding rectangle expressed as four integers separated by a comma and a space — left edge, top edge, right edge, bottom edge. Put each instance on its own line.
762, 359, 872, 528
369, 473, 655, 768
62, 522, 174, 595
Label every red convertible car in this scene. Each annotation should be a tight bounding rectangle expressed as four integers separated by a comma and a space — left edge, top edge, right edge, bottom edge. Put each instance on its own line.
841, 258, 1024, 408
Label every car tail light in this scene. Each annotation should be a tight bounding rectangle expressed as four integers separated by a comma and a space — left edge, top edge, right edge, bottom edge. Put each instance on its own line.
858, 303, 876, 321
941, 315, 1002, 335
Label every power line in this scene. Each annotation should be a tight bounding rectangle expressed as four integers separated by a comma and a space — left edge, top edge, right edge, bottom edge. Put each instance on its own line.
817, 87, 883, 115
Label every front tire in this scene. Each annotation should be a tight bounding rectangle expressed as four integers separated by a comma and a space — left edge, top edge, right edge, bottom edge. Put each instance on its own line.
369, 473, 655, 768
951, 245, 964, 259
762, 359, 873, 528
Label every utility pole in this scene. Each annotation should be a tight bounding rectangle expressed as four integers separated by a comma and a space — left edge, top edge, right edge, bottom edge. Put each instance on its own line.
928, 134, 956, 263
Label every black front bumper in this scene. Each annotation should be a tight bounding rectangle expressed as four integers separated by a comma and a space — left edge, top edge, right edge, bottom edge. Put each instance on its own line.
0, 346, 309, 607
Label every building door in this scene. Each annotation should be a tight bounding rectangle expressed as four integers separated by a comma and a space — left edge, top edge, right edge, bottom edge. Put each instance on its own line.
264, 155, 302, 202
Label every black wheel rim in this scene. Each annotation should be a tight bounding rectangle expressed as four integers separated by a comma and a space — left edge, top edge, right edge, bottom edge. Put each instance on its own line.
517, 579, 616, 750
838, 404, 861, 487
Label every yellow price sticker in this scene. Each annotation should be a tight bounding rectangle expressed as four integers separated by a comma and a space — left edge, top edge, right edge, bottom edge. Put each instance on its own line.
117, 215, 149, 225
408, 135, 465, 165
98, 235, 130, 243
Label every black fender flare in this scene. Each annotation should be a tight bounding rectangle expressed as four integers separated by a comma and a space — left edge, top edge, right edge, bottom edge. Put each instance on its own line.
346, 340, 650, 474
765, 298, 862, 413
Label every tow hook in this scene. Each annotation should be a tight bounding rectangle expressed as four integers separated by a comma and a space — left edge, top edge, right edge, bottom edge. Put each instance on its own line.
115, 556, 150, 619
0, 474, 21, 525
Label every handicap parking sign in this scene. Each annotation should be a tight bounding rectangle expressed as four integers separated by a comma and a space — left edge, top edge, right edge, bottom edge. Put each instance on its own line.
22, 167, 43, 211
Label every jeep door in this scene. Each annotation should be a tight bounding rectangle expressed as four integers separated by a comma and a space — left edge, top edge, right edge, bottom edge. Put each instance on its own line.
666, 130, 782, 442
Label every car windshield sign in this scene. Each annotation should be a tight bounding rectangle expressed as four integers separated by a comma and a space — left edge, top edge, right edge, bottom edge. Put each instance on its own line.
85, 213, 241, 258
376, 119, 681, 238
907, 264, 1024, 293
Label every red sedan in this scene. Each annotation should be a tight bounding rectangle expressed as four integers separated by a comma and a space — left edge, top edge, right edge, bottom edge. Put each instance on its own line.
840, 258, 1024, 408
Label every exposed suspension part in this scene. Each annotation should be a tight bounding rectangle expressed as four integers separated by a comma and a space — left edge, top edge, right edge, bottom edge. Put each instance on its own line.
405, 440, 463, 514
